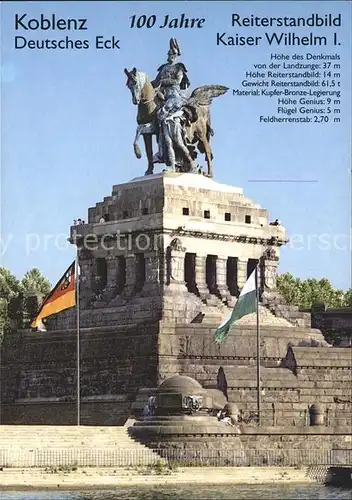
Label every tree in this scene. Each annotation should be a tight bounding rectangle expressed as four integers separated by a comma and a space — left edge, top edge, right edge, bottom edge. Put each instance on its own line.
21, 268, 51, 297
277, 273, 346, 309
0, 298, 8, 342
0, 268, 22, 301
276, 272, 301, 305
0, 267, 51, 340
277, 273, 351, 346
343, 288, 352, 307
0, 268, 22, 339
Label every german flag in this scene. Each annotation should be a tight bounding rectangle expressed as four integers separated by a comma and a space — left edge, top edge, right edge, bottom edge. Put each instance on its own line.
31, 261, 76, 329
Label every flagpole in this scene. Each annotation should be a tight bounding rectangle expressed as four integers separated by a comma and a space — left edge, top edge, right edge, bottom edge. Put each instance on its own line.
256, 264, 261, 425
76, 250, 81, 426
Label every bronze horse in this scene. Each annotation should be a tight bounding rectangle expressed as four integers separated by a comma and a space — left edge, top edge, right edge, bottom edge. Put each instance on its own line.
124, 67, 227, 177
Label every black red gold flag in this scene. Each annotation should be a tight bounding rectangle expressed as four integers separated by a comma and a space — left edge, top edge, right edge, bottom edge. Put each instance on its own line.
31, 261, 76, 329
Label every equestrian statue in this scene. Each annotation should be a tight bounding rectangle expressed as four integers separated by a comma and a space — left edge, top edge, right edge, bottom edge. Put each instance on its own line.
124, 38, 228, 178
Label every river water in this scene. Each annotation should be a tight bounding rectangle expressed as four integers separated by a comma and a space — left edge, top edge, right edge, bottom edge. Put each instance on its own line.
1, 484, 351, 499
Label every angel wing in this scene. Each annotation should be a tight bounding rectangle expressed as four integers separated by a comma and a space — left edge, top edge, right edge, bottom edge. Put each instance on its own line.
187, 85, 229, 107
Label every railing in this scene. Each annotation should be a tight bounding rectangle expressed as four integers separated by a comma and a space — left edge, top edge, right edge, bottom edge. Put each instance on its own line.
0, 448, 351, 468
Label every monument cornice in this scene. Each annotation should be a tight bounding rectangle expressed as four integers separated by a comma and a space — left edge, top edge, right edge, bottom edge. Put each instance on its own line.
70, 229, 288, 247
173, 230, 287, 246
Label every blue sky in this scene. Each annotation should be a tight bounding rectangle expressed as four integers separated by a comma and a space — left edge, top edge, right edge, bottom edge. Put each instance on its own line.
1, 1, 351, 290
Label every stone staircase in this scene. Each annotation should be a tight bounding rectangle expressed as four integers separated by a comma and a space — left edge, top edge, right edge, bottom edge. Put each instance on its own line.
262, 292, 312, 328
271, 304, 311, 328
187, 290, 302, 328
200, 300, 231, 324
0, 425, 163, 467
199, 299, 295, 328
90, 285, 120, 308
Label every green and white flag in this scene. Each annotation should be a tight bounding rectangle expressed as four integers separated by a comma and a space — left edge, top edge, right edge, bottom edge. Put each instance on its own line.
215, 267, 258, 344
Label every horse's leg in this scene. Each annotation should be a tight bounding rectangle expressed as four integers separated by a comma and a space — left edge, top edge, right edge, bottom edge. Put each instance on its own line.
143, 134, 154, 175
133, 125, 143, 159
199, 134, 213, 177
196, 109, 213, 177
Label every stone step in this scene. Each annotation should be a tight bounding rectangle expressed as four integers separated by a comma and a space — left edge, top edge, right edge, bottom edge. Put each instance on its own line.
0, 427, 142, 441
202, 314, 223, 322
0, 443, 146, 449
0, 434, 140, 439
0, 438, 141, 445
0, 441, 148, 446
0, 433, 134, 439
0, 428, 130, 432
205, 297, 223, 307
0, 425, 162, 466
0, 428, 128, 432
2, 434, 140, 438
3, 446, 150, 452
0, 436, 136, 441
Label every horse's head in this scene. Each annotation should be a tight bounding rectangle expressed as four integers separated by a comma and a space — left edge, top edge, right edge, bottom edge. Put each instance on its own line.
124, 67, 148, 105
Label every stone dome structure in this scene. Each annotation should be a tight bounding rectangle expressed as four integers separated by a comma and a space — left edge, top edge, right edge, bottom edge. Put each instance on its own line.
130, 373, 242, 449
204, 389, 227, 409
157, 375, 204, 394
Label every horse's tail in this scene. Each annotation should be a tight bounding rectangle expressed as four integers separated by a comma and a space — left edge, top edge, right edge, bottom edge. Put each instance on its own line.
134, 142, 142, 159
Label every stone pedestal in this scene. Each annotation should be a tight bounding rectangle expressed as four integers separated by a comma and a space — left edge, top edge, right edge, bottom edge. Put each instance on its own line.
64, 173, 287, 324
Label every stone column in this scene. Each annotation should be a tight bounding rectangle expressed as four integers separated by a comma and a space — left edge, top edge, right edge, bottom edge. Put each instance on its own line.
115, 255, 126, 294
106, 257, 117, 287
260, 248, 279, 293
169, 249, 186, 287
96, 256, 117, 302
165, 238, 188, 293
216, 256, 230, 302
106, 255, 127, 306
237, 258, 248, 292
77, 249, 93, 307
164, 239, 188, 322
123, 254, 137, 297
141, 250, 161, 295
79, 260, 92, 291
195, 255, 210, 301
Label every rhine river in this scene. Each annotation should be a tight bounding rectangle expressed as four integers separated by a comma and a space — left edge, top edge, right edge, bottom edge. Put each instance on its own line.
1, 485, 351, 499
